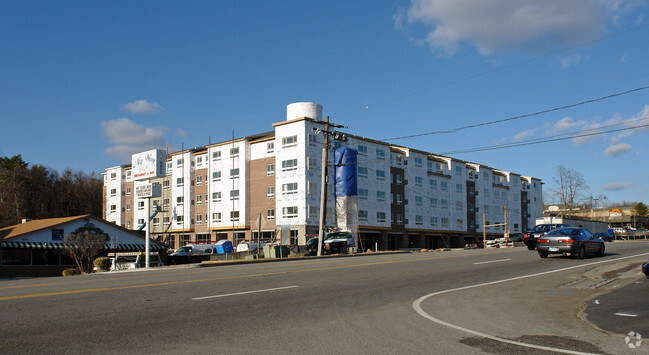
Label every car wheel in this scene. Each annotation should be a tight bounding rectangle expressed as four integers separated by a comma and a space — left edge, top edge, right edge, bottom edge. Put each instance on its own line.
596, 244, 605, 257
538, 252, 548, 258
577, 246, 586, 259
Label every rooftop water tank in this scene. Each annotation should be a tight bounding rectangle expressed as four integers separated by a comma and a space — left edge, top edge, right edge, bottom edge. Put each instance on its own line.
286, 102, 322, 121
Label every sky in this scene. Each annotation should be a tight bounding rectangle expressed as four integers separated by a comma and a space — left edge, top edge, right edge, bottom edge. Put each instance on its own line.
1, 0, 648, 206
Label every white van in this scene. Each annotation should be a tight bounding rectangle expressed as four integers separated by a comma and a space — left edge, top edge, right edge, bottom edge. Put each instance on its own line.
111, 252, 164, 270
169, 243, 217, 257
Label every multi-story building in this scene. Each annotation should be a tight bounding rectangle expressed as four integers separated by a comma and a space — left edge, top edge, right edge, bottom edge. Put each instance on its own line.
103, 102, 543, 250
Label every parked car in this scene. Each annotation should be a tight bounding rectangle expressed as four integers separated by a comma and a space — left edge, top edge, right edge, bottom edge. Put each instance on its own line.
323, 231, 355, 254
509, 233, 524, 243
305, 237, 319, 254
642, 261, 649, 279
523, 223, 570, 250
537, 227, 605, 259
464, 240, 484, 249
594, 232, 614, 242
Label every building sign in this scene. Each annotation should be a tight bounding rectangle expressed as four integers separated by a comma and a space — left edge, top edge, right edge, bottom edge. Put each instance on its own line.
136, 182, 162, 198
52, 229, 64, 241
132, 149, 166, 180
609, 208, 622, 218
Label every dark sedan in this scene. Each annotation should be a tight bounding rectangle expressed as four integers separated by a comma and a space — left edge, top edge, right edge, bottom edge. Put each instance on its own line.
523, 223, 570, 250
537, 227, 605, 259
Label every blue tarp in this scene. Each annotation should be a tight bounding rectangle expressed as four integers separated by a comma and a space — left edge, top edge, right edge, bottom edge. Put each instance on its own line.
334, 147, 358, 197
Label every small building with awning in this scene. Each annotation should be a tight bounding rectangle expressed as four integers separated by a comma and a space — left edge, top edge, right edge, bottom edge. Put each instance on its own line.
0, 215, 167, 277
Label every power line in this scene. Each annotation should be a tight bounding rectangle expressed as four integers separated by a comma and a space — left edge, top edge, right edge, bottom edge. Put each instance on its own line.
383, 84, 649, 141
440, 120, 649, 155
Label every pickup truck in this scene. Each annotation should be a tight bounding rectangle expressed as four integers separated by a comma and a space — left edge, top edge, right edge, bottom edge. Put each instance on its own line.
323, 232, 355, 254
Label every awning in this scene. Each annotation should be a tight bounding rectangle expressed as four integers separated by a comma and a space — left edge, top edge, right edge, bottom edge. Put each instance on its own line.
0, 241, 166, 251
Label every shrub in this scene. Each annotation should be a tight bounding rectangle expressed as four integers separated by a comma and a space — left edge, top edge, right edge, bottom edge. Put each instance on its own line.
93, 257, 112, 272
62, 268, 81, 277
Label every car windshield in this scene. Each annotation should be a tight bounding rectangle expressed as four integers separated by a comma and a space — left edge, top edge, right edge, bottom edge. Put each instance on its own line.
326, 232, 349, 240
547, 228, 579, 237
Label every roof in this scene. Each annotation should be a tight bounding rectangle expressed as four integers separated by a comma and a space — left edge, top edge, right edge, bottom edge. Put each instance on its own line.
0, 215, 145, 241
0, 215, 96, 240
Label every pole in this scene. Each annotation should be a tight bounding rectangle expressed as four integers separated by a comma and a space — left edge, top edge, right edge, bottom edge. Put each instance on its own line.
145, 202, 150, 268
504, 205, 509, 245
317, 116, 330, 257
482, 213, 486, 248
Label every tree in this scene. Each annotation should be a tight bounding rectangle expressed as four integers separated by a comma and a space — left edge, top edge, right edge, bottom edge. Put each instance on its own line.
633, 202, 649, 217
553, 165, 589, 212
0, 155, 29, 225
63, 224, 108, 273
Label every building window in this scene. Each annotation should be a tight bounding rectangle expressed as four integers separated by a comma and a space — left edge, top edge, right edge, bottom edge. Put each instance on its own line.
110, 188, 116, 197
212, 213, 221, 223
196, 215, 203, 224
455, 166, 462, 175
358, 145, 367, 155
415, 215, 423, 225
230, 147, 239, 157
376, 149, 386, 160
456, 183, 462, 193
176, 196, 184, 205
457, 219, 464, 227
176, 158, 184, 166
358, 166, 368, 178
308, 157, 318, 169
230, 211, 239, 221
196, 175, 202, 186
267, 186, 275, 198
267, 208, 275, 220
212, 192, 221, 202
309, 134, 317, 146
110, 205, 116, 213
396, 194, 403, 205
126, 203, 131, 212
267, 142, 274, 153
126, 187, 131, 196
163, 180, 170, 189
430, 179, 437, 189
212, 151, 221, 160
358, 188, 368, 200
308, 181, 318, 195
441, 181, 448, 191
359, 210, 368, 221
376, 170, 386, 181
456, 201, 463, 210
430, 198, 438, 207
281, 159, 298, 171
376, 190, 386, 201
137, 201, 145, 210
282, 135, 298, 148
376, 212, 386, 223
415, 176, 423, 187
267, 163, 274, 176
396, 214, 403, 224
283, 206, 298, 218
230, 190, 239, 200
414, 157, 423, 167
196, 195, 202, 205
415, 196, 423, 206
230, 168, 240, 179
441, 199, 448, 209
430, 217, 438, 226
441, 217, 449, 227
282, 182, 298, 195
163, 216, 170, 225
308, 206, 318, 218
176, 177, 184, 186
395, 174, 402, 185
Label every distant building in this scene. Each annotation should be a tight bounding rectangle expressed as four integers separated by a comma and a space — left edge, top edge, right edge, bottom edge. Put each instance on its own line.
103, 102, 543, 251
0, 215, 166, 277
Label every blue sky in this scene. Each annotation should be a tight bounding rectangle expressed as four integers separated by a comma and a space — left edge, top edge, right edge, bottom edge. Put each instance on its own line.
1, 0, 648, 206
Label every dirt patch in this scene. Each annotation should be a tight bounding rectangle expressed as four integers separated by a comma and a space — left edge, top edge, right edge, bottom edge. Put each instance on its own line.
460, 335, 609, 354
601, 263, 638, 279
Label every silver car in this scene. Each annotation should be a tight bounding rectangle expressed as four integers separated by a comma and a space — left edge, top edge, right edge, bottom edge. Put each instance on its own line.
537, 227, 605, 259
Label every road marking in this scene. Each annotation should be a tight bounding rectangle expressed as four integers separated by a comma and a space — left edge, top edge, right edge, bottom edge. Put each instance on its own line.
595, 300, 600, 304
413, 252, 649, 355
473, 258, 511, 265
615, 313, 638, 317
192, 286, 298, 300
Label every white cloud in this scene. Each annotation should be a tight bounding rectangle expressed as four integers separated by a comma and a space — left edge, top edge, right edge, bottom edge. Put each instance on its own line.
101, 118, 169, 160
545, 117, 586, 135
601, 181, 637, 191
609, 104, 649, 142
398, 0, 620, 56
513, 129, 535, 141
604, 142, 631, 157
557, 54, 583, 69
121, 99, 163, 115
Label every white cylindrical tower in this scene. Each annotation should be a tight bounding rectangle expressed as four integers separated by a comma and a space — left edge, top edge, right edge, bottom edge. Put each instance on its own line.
286, 102, 322, 121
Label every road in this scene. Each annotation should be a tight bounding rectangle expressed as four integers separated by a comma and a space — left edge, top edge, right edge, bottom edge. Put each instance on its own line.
1, 241, 648, 354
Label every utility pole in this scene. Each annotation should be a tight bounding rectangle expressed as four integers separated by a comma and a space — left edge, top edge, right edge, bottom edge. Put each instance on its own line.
314, 116, 347, 257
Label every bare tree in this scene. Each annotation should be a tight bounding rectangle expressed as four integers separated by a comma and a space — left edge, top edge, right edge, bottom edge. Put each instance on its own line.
63, 226, 108, 273
553, 164, 589, 212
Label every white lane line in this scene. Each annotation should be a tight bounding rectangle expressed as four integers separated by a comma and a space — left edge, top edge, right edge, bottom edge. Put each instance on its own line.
473, 258, 511, 265
615, 313, 638, 317
413, 252, 649, 355
193, 285, 298, 300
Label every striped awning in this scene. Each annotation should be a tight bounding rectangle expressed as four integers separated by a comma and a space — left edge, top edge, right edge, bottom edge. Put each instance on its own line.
0, 241, 166, 251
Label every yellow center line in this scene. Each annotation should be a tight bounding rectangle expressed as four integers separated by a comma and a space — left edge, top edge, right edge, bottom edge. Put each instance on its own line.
0, 250, 516, 301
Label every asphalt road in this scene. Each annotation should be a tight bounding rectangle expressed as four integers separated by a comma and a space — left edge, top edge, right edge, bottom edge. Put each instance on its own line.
1, 241, 648, 354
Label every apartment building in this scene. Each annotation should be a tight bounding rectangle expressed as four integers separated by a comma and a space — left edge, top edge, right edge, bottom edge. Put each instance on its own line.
103, 102, 543, 250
